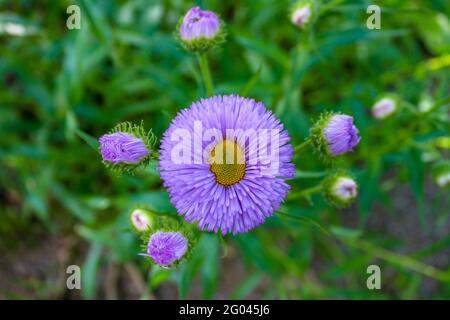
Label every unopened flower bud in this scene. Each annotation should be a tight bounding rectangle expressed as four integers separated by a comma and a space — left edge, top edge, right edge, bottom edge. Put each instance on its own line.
142, 231, 188, 267
290, 0, 316, 29
323, 173, 358, 208
310, 112, 361, 159
177, 7, 226, 53
99, 122, 157, 173
372, 96, 397, 119
130, 209, 154, 232
432, 162, 450, 188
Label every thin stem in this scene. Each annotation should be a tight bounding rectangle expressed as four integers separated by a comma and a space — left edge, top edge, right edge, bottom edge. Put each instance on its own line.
276, 211, 330, 235
288, 184, 323, 200
197, 53, 214, 96
293, 139, 311, 154
343, 238, 450, 282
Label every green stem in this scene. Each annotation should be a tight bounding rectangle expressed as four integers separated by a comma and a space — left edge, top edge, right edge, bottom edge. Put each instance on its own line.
197, 53, 214, 96
288, 184, 322, 200
424, 95, 450, 115
343, 238, 450, 282
276, 211, 330, 235
293, 139, 311, 154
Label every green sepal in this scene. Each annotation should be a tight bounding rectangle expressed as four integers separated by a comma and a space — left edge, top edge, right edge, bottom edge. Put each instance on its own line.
175, 18, 227, 54
100, 121, 158, 174
321, 170, 358, 208
309, 111, 336, 162
139, 215, 198, 268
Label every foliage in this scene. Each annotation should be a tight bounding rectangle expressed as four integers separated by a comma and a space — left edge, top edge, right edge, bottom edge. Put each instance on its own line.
0, 0, 449, 299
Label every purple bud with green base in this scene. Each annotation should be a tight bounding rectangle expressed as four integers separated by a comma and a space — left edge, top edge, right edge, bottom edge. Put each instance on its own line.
144, 231, 188, 267
99, 132, 149, 164
310, 112, 361, 159
177, 7, 226, 53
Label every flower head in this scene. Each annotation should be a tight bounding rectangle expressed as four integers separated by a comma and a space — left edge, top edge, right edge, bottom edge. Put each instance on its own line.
144, 231, 188, 267
310, 113, 361, 158
159, 95, 295, 235
177, 7, 226, 53
98, 122, 157, 173
130, 208, 154, 232
322, 173, 358, 207
372, 97, 397, 119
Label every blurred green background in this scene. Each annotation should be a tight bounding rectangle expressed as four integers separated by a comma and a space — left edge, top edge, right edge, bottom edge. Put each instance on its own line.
0, 0, 449, 299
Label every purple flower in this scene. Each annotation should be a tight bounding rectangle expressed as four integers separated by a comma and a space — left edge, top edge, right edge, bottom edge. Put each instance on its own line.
159, 95, 295, 235
145, 231, 188, 267
324, 115, 360, 156
99, 132, 149, 164
179, 7, 220, 41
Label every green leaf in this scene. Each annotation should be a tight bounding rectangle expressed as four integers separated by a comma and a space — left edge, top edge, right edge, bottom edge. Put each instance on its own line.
75, 129, 99, 151
330, 226, 362, 239
81, 243, 103, 299
406, 147, 425, 226
231, 272, 263, 299
200, 234, 219, 299
239, 65, 262, 96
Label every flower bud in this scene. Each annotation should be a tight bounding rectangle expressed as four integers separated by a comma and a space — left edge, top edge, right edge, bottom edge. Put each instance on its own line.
177, 7, 226, 53
290, 0, 315, 29
138, 216, 197, 267
372, 96, 397, 119
432, 162, 450, 188
130, 208, 154, 232
322, 173, 358, 208
99, 121, 157, 173
144, 231, 188, 267
310, 112, 361, 159
100, 133, 148, 164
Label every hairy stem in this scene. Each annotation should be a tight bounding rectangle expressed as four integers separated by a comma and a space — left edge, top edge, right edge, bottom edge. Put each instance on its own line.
197, 53, 214, 96
293, 139, 312, 154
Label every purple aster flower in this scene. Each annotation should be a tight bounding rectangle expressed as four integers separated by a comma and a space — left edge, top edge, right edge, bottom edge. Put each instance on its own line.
159, 95, 295, 235
144, 231, 188, 267
324, 115, 360, 156
99, 132, 149, 164
179, 7, 220, 41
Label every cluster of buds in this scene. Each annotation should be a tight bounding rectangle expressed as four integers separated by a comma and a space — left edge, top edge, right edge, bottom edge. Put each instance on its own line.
307, 112, 360, 207
129, 208, 197, 268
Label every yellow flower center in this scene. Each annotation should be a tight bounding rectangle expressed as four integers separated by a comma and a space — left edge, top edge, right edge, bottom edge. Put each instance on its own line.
209, 139, 246, 187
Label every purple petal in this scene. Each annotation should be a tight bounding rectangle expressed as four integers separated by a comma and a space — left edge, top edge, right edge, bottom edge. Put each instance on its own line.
324, 115, 361, 156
